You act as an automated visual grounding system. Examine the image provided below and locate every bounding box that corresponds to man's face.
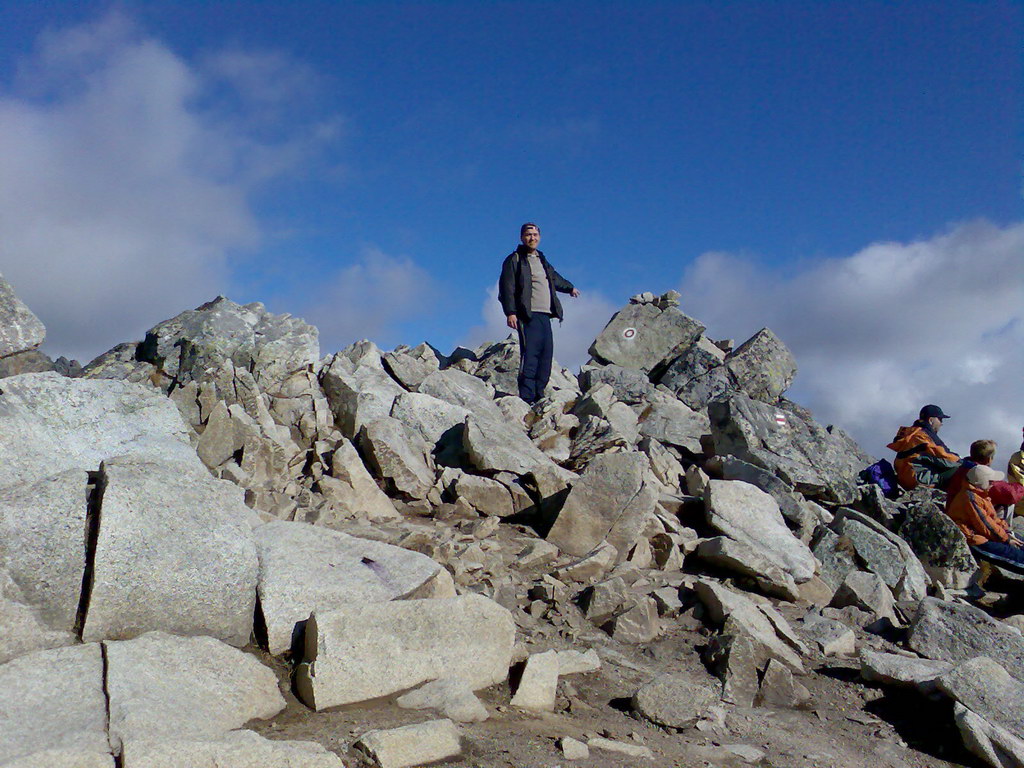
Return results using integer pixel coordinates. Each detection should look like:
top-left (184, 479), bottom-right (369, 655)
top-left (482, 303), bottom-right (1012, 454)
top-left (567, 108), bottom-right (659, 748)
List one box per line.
top-left (521, 226), bottom-right (540, 251)
top-left (929, 416), bottom-right (943, 432)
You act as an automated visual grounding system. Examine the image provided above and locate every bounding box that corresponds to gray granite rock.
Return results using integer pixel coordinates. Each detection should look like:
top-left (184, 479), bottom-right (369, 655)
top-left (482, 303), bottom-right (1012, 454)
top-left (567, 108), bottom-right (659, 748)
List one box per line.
top-left (833, 508), bottom-right (929, 601)
top-left (937, 657), bottom-right (1024, 740)
top-left (297, 595), bottom-right (515, 710)
top-left (464, 414), bottom-right (563, 477)
top-left (859, 649), bottom-right (952, 690)
top-left (631, 673), bottom-right (718, 728)
top-left (811, 529), bottom-right (858, 592)
top-left (511, 649), bottom-right (560, 711)
top-left (355, 719), bottom-right (461, 768)
top-left (105, 632), bottom-right (285, 751)
top-left (954, 702), bottom-right (1024, 768)
top-left (120, 732), bottom-right (344, 768)
top-left (0, 470), bottom-right (87, 663)
top-left (909, 598), bottom-right (1024, 681)
top-left (322, 359), bottom-right (405, 439)
top-left (0, 644), bottom-right (110, 766)
top-left (578, 364), bottom-right (658, 405)
top-left (695, 537), bottom-right (799, 601)
top-left (0, 373), bottom-right (198, 492)
top-left (694, 579), bottom-right (806, 673)
top-left (637, 399), bottom-right (708, 454)
top-left (390, 391), bottom-right (469, 448)
top-left (322, 439), bottom-right (401, 521)
top-left (547, 452), bottom-right (659, 558)
top-left (721, 455), bottom-right (824, 538)
top-left (136, 297), bottom-right (319, 394)
top-left (724, 328), bottom-right (796, 403)
top-left (0, 273), bottom-right (45, 360)
top-left (704, 479), bottom-right (816, 583)
top-left (898, 500), bottom-right (978, 589)
top-left (709, 393), bottom-right (871, 504)
top-left (757, 658), bottom-right (811, 708)
top-left (831, 570), bottom-right (896, 621)
top-left (589, 301), bottom-right (705, 373)
top-left (396, 677), bottom-right (489, 723)
top-left (800, 611), bottom-right (856, 656)
top-left (359, 416), bottom-right (436, 500)
top-left (254, 520), bottom-right (441, 655)
top-left (82, 456), bottom-right (258, 646)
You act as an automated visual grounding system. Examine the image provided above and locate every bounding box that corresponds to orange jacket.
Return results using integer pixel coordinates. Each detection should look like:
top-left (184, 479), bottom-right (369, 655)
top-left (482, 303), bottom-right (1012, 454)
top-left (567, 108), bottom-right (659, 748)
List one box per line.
top-left (888, 424), bottom-right (961, 490)
top-left (946, 483), bottom-right (1009, 547)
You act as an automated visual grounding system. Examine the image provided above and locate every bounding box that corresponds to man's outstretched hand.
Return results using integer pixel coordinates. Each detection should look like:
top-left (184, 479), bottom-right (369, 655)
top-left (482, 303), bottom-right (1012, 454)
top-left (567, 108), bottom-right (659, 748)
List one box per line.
top-left (506, 314), bottom-right (518, 330)
top-left (570, 288), bottom-right (580, 298)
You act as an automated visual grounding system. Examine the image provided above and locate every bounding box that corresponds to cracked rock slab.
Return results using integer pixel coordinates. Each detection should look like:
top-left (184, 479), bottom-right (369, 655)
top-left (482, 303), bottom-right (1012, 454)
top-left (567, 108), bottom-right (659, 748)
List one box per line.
top-left (120, 731), bottom-right (344, 768)
top-left (0, 470), bottom-right (88, 663)
top-left (82, 456), bottom-right (258, 646)
top-left (0, 644), bottom-right (111, 766)
top-left (355, 719), bottom-right (461, 768)
top-left (104, 632), bottom-right (285, 752)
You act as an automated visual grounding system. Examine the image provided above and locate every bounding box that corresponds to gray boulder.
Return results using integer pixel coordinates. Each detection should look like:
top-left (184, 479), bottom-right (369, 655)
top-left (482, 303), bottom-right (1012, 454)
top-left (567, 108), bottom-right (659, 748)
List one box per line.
top-left (898, 500), bottom-right (978, 589)
top-left (656, 334), bottom-right (727, 405)
top-left (724, 328), bottom-right (797, 403)
top-left (859, 649), bottom-right (952, 690)
top-left (704, 479), bottom-right (816, 583)
top-left (463, 414), bottom-right (564, 477)
top-left (0, 470), bottom-right (87, 663)
top-left (709, 393), bottom-right (872, 504)
top-left (936, 658), bottom-right (1024, 742)
top-left (359, 417), bottom-right (436, 500)
top-left (955, 703), bottom-right (1024, 768)
top-left (397, 677), bottom-right (489, 723)
top-left (0, 373), bottom-right (197, 491)
top-left (390, 391), bottom-right (469, 448)
top-left (322, 358), bottom-right (404, 439)
top-left (589, 300), bottom-right (705, 373)
top-left (0, 273), bottom-right (45, 359)
top-left (811, 529), bottom-right (858, 592)
top-left (546, 452), bottom-right (659, 559)
top-left (833, 508), bottom-right (929, 601)
top-left (320, 439), bottom-right (401, 522)
top-left (0, 644), bottom-right (111, 766)
top-left (631, 673), bottom-right (718, 729)
top-left (120, 732), bottom-right (344, 768)
top-left (830, 571), bottom-right (896, 621)
top-left (637, 399), bottom-right (708, 454)
top-left (720, 455), bottom-right (825, 539)
top-left (908, 598), bottom-right (1024, 681)
top-left (254, 520), bottom-right (441, 655)
top-left (82, 456), bottom-right (258, 646)
top-left (418, 368), bottom-right (502, 421)
top-left (297, 595), bottom-right (515, 710)
top-left (105, 632), bottom-right (285, 751)
top-left (383, 344), bottom-right (441, 390)
top-left (578, 364), bottom-right (658, 405)
top-left (136, 297), bottom-right (319, 394)
top-left (695, 537), bottom-right (799, 601)
top-left (355, 719), bottom-right (462, 768)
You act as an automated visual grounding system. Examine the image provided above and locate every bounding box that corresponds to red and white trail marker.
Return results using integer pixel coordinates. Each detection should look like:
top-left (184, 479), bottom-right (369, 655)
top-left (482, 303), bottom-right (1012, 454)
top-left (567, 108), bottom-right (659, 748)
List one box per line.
top-left (775, 412), bottom-right (787, 426)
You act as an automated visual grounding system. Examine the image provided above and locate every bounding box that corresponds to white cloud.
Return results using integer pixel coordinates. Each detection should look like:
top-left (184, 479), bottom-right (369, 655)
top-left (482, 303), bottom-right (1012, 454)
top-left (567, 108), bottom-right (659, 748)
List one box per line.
top-left (303, 247), bottom-right (439, 354)
top-left (464, 284), bottom-right (618, 371)
top-left (677, 219), bottom-right (1024, 466)
top-left (0, 13), bottom-right (338, 362)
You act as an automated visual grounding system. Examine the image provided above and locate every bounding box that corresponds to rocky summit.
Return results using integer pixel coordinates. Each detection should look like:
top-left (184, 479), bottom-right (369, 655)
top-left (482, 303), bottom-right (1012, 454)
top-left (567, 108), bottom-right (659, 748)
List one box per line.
top-left (0, 283), bottom-right (1019, 768)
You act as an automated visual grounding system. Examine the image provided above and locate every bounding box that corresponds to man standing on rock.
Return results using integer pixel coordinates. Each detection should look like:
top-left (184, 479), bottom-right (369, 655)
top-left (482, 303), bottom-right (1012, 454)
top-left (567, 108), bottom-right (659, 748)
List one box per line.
top-left (498, 223), bottom-right (579, 404)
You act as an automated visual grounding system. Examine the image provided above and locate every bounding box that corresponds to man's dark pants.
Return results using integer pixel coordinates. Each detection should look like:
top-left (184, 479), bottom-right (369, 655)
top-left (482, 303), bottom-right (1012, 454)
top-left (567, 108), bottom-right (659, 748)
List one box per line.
top-left (517, 312), bottom-right (553, 404)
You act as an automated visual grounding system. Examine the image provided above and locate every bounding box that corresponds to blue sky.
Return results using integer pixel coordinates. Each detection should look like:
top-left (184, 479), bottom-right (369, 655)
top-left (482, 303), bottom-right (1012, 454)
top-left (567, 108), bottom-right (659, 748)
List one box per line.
top-left (0, 1), bottom-right (1021, 460)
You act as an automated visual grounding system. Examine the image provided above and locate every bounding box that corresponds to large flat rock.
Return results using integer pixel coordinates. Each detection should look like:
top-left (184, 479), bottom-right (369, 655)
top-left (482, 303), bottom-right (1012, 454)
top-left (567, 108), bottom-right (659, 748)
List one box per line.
top-left (0, 644), bottom-right (111, 766)
top-left (254, 520), bottom-right (441, 655)
top-left (297, 595), bottom-right (515, 710)
top-left (82, 456), bottom-right (258, 646)
top-left (704, 479), bottom-right (816, 583)
top-left (120, 731), bottom-right (344, 768)
top-left (0, 373), bottom-right (198, 491)
top-left (105, 632), bottom-right (285, 751)
top-left (546, 452), bottom-right (659, 558)
top-left (936, 657), bottom-right (1024, 739)
top-left (0, 470), bottom-right (87, 663)
top-left (908, 598), bottom-right (1024, 681)
top-left (0, 273), bottom-right (45, 359)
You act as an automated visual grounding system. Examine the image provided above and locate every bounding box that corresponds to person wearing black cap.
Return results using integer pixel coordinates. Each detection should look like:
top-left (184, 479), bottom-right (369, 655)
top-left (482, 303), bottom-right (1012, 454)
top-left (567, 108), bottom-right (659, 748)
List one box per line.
top-left (887, 404), bottom-right (962, 491)
top-left (498, 223), bottom-right (579, 404)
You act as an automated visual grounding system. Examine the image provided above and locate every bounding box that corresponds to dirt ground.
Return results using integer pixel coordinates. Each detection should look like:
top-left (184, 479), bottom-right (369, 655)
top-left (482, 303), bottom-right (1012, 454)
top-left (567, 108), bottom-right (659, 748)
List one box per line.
top-left (247, 602), bottom-right (984, 768)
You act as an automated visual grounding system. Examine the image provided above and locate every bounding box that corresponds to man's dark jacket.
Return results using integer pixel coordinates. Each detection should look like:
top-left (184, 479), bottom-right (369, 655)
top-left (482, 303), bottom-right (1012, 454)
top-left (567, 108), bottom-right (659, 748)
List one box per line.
top-left (498, 246), bottom-right (575, 322)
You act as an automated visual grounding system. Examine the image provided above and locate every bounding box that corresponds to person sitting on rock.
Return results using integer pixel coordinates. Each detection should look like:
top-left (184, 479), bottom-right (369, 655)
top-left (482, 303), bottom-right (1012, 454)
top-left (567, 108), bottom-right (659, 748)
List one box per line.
top-left (952, 440), bottom-right (1024, 519)
top-left (887, 404), bottom-right (961, 491)
top-left (946, 440), bottom-right (1024, 568)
